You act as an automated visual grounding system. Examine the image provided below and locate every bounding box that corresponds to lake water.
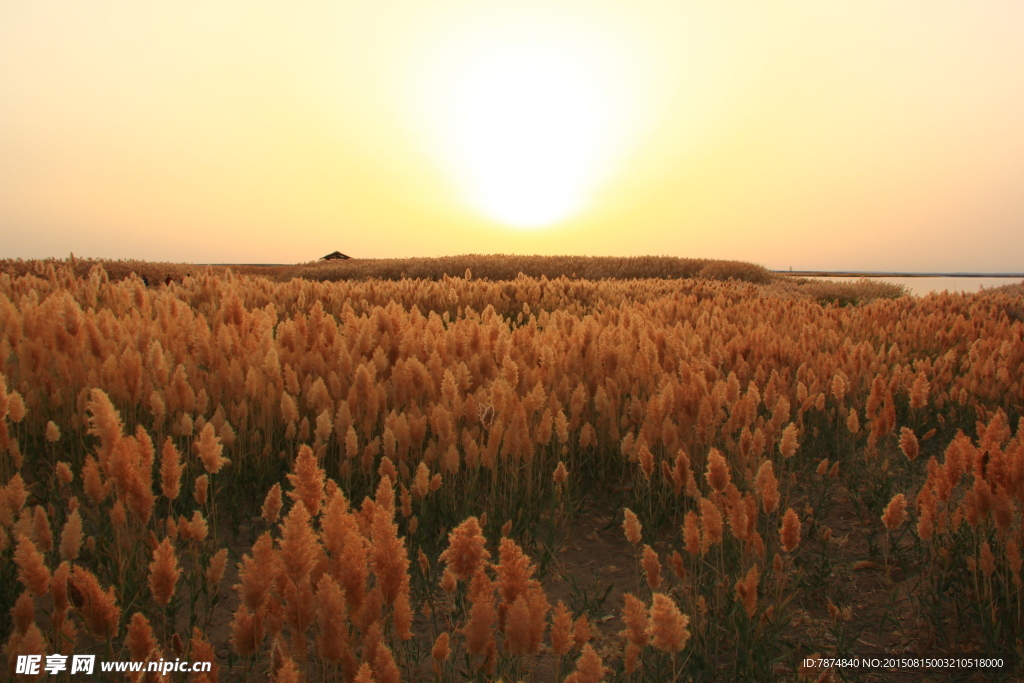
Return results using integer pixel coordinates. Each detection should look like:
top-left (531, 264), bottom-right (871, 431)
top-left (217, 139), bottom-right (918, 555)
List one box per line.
top-left (799, 276), bottom-right (1023, 297)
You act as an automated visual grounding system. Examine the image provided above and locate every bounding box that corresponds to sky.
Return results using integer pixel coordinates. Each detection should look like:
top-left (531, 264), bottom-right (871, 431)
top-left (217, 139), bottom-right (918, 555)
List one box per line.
top-left (2, 1), bottom-right (1023, 272)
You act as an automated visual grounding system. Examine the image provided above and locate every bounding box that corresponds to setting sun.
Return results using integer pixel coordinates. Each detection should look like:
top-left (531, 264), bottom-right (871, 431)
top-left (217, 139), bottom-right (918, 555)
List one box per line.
top-left (406, 4), bottom-right (650, 229)
top-left (453, 62), bottom-right (597, 228)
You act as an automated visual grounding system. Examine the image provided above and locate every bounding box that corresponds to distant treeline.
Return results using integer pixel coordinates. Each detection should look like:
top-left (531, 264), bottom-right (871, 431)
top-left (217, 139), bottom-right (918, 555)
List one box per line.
top-left (293, 254), bottom-right (777, 284)
top-left (1, 254), bottom-right (923, 305)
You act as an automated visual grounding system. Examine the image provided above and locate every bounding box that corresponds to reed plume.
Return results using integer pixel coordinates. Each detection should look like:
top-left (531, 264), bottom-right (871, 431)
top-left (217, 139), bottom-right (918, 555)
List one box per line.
top-left (273, 657), bottom-right (301, 683)
top-left (14, 534), bottom-right (50, 596)
top-left (551, 600), bottom-right (573, 658)
top-left (32, 507), bottom-right (52, 554)
top-left (683, 511), bottom-right (700, 556)
top-left (504, 594), bottom-right (533, 656)
top-left (287, 444), bottom-right (325, 517)
top-left (278, 500), bottom-right (319, 583)
top-left (51, 561), bottom-right (70, 634)
top-left (779, 423), bottom-right (799, 458)
top-left (70, 566), bottom-right (120, 640)
top-left (262, 484), bottom-right (283, 525)
top-left (553, 460), bottom-right (568, 485)
top-left (846, 408), bottom-right (860, 435)
top-left (82, 456), bottom-right (108, 506)
top-left (638, 444), bottom-right (654, 480)
top-left (899, 427), bottom-right (919, 462)
top-left (623, 508), bottom-right (642, 545)
top-left (756, 461), bottom-right (779, 514)
top-left (4, 623), bottom-right (46, 681)
top-left (230, 605), bottom-right (264, 658)
top-left (236, 532), bottom-right (278, 612)
top-left (159, 437), bottom-right (182, 501)
top-left (463, 567), bottom-right (496, 659)
top-left (642, 545), bottom-right (662, 590)
top-left (705, 448), bottom-right (730, 493)
top-left (780, 508), bottom-right (801, 553)
top-left (206, 547), bottom-right (228, 587)
top-left (194, 474), bottom-right (209, 506)
top-left (440, 516), bottom-right (490, 581)
top-left (423, 630), bottom-right (446, 679)
top-left (125, 612), bottom-right (155, 662)
top-left (148, 537), bottom-right (180, 606)
top-left (734, 564), bottom-right (760, 618)
top-left (621, 593), bottom-right (650, 648)
top-left (910, 372), bottom-right (930, 410)
top-left (59, 508), bottom-right (83, 561)
top-left (648, 593), bottom-right (691, 653)
top-left (12, 591), bottom-right (34, 635)
top-left (882, 493), bottom-right (907, 530)
top-left (369, 501), bottom-right (410, 611)
top-left (566, 644), bottom-right (607, 683)
top-left (55, 462), bottom-right (73, 486)
top-left (190, 627), bottom-right (218, 682)
top-left (564, 613), bottom-right (588, 653)
top-left (699, 498), bottom-right (723, 554)
top-left (196, 422), bottom-right (229, 474)
top-left (354, 662), bottom-right (377, 683)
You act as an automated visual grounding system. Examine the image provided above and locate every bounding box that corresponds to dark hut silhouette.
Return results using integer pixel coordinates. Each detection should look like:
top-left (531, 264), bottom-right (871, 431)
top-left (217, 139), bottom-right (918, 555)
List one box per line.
top-left (320, 251), bottom-right (351, 261)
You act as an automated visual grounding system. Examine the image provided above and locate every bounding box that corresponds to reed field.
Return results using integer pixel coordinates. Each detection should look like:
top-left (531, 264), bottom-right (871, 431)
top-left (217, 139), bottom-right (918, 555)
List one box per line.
top-left (1, 256), bottom-right (1022, 682)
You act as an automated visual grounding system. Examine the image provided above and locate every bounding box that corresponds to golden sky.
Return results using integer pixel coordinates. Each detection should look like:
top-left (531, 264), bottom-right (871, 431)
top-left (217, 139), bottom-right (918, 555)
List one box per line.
top-left (2, 1), bottom-right (1023, 271)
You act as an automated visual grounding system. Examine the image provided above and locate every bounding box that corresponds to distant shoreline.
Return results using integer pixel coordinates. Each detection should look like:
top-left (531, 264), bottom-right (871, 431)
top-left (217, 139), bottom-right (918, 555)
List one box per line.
top-left (779, 271), bottom-right (1024, 278)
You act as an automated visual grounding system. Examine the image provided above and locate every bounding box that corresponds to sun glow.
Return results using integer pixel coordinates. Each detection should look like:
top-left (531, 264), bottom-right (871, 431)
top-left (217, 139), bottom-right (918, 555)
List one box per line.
top-left (407, 6), bottom-right (651, 229)
top-left (457, 62), bottom-right (597, 228)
